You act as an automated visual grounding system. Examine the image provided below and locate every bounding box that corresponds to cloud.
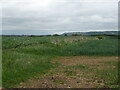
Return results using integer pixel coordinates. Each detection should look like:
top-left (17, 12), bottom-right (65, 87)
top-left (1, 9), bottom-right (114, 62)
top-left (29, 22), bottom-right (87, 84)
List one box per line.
top-left (1, 0), bottom-right (118, 35)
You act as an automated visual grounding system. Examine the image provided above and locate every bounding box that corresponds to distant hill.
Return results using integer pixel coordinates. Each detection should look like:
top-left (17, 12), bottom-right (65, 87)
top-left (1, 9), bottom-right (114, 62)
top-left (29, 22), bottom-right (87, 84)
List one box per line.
top-left (2, 31), bottom-right (120, 36)
top-left (62, 31), bottom-right (120, 36)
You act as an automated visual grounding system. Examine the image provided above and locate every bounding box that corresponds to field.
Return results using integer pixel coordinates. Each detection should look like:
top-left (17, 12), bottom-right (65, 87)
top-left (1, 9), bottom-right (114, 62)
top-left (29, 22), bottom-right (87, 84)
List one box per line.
top-left (2, 35), bottom-right (119, 88)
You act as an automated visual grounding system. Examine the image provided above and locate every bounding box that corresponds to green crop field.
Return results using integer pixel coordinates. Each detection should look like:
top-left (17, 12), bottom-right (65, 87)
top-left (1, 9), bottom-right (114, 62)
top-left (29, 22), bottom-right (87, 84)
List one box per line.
top-left (2, 35), bottom-right (119, 88)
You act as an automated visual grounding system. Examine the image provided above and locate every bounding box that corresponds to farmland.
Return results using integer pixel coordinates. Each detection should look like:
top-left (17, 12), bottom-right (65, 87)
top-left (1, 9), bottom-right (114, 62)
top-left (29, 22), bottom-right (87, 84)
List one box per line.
top-left (2, 35), bottom-right (119, 88)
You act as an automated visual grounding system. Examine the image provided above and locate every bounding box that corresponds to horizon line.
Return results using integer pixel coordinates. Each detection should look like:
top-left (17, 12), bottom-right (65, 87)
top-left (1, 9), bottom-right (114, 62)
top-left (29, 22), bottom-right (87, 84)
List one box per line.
top-left (1, 30), bottom-right (119, 36)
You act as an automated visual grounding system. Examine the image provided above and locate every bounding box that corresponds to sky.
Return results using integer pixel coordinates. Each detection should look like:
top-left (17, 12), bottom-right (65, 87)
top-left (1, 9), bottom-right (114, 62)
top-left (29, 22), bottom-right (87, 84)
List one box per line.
top-left (1, 0), bottom-right (119, 35)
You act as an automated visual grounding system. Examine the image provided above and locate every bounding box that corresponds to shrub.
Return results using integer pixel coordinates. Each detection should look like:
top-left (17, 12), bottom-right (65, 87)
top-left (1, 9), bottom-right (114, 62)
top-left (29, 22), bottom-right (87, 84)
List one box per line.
top-left (53, 34), bottom-right (59, 36)
top-left (97, 36), bottom-right (102, 40)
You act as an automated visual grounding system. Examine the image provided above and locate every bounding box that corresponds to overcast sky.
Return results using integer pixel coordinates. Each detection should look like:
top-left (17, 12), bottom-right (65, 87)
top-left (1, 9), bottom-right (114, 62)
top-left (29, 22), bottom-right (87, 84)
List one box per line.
top-left (1, 0), bottom-right (119, 35)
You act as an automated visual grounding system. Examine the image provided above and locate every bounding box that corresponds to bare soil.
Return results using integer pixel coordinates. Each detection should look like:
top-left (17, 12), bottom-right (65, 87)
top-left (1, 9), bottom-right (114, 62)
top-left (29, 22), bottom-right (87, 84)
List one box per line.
top-left (18, 56), bottom-right (118, 88)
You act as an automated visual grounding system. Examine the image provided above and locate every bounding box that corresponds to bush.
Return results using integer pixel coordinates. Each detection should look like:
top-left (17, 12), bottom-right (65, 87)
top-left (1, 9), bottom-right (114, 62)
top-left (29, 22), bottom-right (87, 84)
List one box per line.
top-left (53, 34), bottom-right (59, 36)
top-left (97, 36), bottom-right (102, 40)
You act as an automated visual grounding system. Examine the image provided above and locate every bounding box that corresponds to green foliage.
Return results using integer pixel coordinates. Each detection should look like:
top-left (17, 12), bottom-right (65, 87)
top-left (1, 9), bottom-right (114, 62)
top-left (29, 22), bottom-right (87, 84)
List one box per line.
top-left (61, 39), bottom-right (118, 56)
top-left (52, 80), bottom-right (64, 84)
top-left (93, 61), bottom-right (118, 87)
top-left (97, 36), bottom-right (103, 40)
top-left (2, 35), bottom-right (118, 88)
top-left (2, 50), bottom-right (55, 88)
top-left (64, 70), bottom-right (76, 76)
top-left (64, 65), bottom-right (87, 70)
top-left (53, 34), bottom-right (59, 36)
top-left (71, 65), bottom-right (86, 69)
top-left (2, 36), bottom-right (50, 49)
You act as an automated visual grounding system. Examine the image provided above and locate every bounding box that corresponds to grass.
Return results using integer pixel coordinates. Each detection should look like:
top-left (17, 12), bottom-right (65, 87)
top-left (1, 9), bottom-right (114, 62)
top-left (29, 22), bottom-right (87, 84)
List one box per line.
top-left (64, 70), bottom-right (77, 76)
top-left (2, 35), bottom-right (119, 88)
top-left (93, 61), bottom-right (119, 86)
top-left (79, 60), bottom-right (119, 88)
top-left (52, 80), bottom-right (64, 84)
top-left (63, 60), bottom-right (119, 88)
top-left (63, 65), bottom-right (87, 71)
top-left (61, 39), bottom-right (118, 56)
top-left (3, 51), bottom-right (55, 88)
top-left (70, 65), bottom-right (86, 69)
